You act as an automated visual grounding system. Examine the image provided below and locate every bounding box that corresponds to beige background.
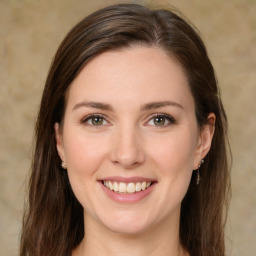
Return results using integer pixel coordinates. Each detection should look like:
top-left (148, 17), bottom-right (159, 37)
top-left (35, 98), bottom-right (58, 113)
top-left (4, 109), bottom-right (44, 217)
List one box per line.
top-left (0, 0), bottom-right (255, 255)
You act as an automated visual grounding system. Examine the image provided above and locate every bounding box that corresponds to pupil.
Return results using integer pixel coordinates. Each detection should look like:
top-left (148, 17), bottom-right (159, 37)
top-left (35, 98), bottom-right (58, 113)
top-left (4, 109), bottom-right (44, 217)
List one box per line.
top-left (92, 117), bottom-right (103, 125)
top-left (154, 116), bottom-right (165, 125)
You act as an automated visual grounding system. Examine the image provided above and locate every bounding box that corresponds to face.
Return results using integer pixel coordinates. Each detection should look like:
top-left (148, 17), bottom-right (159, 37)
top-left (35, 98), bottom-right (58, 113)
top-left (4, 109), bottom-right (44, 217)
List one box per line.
top-left (55, 46), bottom-right (214, 235)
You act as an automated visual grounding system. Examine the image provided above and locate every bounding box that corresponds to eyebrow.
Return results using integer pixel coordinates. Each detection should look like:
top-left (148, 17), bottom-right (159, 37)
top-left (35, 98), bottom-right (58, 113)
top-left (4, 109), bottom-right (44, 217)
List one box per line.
top-left (72, 101), bottom-right (114, 111)
top-left (72, 100), bottom-right (184, 112)
top-left (141, 101), bottom-right (184, 111)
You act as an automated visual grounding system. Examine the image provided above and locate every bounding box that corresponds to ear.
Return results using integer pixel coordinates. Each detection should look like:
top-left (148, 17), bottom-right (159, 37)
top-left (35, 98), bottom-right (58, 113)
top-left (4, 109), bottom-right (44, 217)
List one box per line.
top-left (193, 113), bottom-right (216, 170)
top-left (54, 122), bottom-right (66, 163)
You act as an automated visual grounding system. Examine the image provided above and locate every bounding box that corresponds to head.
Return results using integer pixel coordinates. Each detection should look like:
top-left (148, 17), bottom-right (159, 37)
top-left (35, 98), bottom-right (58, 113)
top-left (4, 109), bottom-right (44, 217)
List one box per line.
top-left (21, 3), bottom-right (230, 256)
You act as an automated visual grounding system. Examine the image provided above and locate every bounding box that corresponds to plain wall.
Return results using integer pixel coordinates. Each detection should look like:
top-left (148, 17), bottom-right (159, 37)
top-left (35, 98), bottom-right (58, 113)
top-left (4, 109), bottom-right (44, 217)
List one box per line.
top-left (0, 0), bottom-right (255, 255)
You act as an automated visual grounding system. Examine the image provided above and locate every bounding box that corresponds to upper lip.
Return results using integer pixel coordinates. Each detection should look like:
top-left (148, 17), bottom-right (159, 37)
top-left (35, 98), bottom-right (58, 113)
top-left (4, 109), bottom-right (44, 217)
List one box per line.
top-left (99, 176), bottom-right (156, 183)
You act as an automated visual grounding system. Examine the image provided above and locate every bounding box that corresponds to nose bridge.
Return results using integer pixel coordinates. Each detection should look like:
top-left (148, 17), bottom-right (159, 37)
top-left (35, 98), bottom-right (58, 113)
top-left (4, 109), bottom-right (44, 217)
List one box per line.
top-left (110, 121), bottom-right (145, 168)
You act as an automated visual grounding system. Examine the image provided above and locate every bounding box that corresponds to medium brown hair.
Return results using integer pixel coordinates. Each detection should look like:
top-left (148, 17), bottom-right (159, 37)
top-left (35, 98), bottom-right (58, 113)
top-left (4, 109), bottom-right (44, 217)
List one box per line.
top-left (20, 3), bottom-right (231, 256)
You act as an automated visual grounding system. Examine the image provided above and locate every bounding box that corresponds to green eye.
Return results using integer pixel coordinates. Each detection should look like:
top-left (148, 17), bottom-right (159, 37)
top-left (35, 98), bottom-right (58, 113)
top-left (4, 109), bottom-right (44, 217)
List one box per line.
top-left (153, 116), bottom-right (166, 126)
top-left (91, 116), bottom-right (104, 125)
top-left (147, 114), bottom-right (175, 126)
top-left (82, 114), bottom-right (108, 126)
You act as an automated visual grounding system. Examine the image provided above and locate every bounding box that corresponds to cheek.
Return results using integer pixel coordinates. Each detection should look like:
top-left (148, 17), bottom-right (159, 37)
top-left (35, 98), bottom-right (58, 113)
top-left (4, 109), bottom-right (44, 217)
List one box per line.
top-left (150, 130), bottom-right (197, 172)
top-left (63, 130), bottom-right (108, 175)
top-left (62, 130), bottom-right (110, 207)
top-left (146, 127), bottom-right (198, 200)
top-left (139, 129), bottom-right (198, 219)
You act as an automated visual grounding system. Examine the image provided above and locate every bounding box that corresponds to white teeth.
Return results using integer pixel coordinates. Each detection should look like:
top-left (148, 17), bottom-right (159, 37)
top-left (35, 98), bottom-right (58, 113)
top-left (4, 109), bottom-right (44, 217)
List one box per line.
top-left (127, 183), bottom-right (136, 193)
top-left (119, 182), bottom-right (126, 193)
top-left (113, 182), bottom-right (119, 192)
top-left (103, 181), bottom-right (152, 193)
top-left (104, 181), bottom-right (110, 188)
top-left (141, 181), bottom-right (146, 190)
top-left (135, 182), bottom-right (141, 192)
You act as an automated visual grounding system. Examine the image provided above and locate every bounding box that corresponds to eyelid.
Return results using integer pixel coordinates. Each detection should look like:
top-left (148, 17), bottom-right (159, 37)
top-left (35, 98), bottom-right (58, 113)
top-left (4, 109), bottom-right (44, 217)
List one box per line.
top-left (144, 113), bottom-right (176, 126)
top-left (80, 113), bottom-right (175, 127)
top-left (81, 113), bottom-right (111, 126)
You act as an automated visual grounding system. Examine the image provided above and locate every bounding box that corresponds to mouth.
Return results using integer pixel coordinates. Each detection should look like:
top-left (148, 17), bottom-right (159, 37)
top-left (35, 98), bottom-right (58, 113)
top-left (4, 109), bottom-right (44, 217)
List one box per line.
top-left (101, 180), bottom-right (156, 194)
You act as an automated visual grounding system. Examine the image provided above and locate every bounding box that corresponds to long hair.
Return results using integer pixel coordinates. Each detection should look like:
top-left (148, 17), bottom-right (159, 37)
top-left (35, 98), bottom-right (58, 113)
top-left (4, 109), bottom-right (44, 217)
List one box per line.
top-left (20, 3), bottom-right (231, 256)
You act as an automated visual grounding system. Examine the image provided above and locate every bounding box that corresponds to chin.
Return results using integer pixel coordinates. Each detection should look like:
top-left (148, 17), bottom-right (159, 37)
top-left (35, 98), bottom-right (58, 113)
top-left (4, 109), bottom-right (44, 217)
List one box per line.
top-left (106, 222), bottom-right (149, 235)
top-left (98, 211), bottom-right (155, 235)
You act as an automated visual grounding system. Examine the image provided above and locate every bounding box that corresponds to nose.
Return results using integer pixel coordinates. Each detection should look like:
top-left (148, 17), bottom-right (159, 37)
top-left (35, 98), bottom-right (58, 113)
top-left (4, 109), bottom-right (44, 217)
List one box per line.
top-left (110, 124), bottom-right (146, 169)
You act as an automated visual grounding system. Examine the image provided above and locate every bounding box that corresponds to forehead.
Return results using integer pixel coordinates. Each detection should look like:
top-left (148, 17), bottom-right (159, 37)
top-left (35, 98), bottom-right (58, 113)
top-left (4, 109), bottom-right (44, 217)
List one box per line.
top-left (66, 46), bottom-right (194, 111)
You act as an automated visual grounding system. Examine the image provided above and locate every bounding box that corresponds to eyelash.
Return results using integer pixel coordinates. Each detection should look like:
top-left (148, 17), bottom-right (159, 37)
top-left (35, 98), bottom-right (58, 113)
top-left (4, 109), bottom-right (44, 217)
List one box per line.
top-left (80, 113), bottom-right (176, 127)
top-left (146, 113), bottom-right (176, 127)
top-left (81, 114), bottom-right (109, 126)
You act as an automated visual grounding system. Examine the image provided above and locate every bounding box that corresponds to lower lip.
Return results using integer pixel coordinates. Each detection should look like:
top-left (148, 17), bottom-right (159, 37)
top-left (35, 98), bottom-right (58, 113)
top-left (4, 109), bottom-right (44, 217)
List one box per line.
top-left (99, 182), bottom-right (156, 204)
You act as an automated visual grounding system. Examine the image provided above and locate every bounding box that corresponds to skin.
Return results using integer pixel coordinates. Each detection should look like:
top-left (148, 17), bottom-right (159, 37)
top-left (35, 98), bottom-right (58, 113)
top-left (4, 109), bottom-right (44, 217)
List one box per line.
top-left (55, 46), bottom-right (215, 256)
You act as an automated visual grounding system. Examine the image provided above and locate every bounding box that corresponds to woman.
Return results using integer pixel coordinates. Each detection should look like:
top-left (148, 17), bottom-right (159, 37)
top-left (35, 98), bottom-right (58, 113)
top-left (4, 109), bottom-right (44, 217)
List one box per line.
top-left (20, 3), bottom-right (231, 256)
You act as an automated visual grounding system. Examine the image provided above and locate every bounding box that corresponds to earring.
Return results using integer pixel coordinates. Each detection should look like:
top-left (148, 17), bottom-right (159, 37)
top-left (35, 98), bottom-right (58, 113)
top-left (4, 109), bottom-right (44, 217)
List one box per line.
top-left (61, 161), bottom-right (67, 169)
top-left (196, 159), bottom-right (204, 185)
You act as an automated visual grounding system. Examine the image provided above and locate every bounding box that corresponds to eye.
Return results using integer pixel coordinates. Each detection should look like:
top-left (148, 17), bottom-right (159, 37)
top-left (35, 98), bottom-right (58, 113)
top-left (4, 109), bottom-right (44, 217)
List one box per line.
top-left (81, 114), bottom-right (109, 126)
top-left (146, 114), bottom-right (175, 127)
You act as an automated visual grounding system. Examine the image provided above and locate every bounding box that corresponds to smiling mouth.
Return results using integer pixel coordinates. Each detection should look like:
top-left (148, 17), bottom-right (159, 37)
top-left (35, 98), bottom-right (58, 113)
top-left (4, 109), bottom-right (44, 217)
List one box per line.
top-left (102, 180), bottom-right (155, 194)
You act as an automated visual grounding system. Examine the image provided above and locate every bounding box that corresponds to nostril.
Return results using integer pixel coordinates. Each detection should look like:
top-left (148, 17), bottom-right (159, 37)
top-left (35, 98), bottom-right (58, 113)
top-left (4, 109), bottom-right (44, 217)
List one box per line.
top-left (110, 134), bottom-right (146, 168)
top-left (112, 160), bottom-right (142, 169)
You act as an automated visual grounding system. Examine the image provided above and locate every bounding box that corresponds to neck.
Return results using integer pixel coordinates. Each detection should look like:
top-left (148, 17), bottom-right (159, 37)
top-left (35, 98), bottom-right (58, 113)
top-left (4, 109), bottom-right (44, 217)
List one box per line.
top-left (73, 213), bottom-right (186, 256)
